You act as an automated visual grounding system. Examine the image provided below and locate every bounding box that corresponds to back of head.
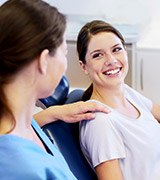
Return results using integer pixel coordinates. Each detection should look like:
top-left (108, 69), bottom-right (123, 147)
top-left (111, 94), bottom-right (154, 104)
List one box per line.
top-left (76, 20), bottom-right (125, 101)
top-left (0, 0), bottom-right (66, 133)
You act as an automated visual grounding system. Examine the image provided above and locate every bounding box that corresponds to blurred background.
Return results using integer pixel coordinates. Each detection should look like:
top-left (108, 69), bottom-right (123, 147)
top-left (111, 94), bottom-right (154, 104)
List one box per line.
top-left (1, 0), bottom-right (160, 103)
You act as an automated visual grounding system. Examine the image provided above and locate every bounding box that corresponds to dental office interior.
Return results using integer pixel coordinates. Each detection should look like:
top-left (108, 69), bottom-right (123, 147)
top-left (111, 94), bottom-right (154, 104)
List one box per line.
top-left (46, 0), bottom-right (160, 105)
top-left (0, 0), bottom-right (159, 104)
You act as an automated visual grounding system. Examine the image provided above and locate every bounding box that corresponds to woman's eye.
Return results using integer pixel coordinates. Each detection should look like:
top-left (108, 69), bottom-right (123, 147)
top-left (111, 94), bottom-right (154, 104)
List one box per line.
top-left (113, 47), bottom-right (122, 53)
top-left (92, 53), bottom-right (103, 59)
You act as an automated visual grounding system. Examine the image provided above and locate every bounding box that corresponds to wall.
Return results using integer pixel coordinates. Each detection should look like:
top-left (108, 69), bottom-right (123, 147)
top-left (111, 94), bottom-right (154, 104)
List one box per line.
top-left (0, 0), bottom-right (157, 25)
top-left (0, 0), bottom-right (6, 4)
top-left (47, 0), bottom-right (151, 26)
top-left (45, 0), bottom-right (160, 49)
top-left (1, 0), bottom-right (160, 47)
top-left (135, 0), bottom-right (160, 48)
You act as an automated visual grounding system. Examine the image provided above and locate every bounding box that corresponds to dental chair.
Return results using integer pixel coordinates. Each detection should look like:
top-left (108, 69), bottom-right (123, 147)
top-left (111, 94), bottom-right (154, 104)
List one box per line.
top-left (37, 76), bottom-right (97, 180)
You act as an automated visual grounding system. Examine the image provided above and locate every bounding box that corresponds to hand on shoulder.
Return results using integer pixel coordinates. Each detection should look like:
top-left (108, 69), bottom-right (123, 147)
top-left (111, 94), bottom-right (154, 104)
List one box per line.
top-left (34, 101), bottom-right (110, 126)
top-left (56, 101), bottom-right (111, 123)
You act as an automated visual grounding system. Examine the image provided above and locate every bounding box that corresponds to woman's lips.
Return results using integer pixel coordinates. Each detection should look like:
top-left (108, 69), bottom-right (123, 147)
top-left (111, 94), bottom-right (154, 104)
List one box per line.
top-left (103, 67), bottom-right (122, 76)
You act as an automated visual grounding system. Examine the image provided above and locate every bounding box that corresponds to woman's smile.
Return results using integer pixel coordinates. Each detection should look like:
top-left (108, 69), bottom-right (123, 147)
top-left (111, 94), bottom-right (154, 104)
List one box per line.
top-left (102, 67), bottom-right (122, 77)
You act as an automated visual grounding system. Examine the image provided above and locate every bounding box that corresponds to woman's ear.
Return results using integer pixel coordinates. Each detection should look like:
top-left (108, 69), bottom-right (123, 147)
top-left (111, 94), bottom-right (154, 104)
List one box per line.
top-left (38, 49), bottom-right (49, 75)
top-left (79, 60), bottom-right (89, 75)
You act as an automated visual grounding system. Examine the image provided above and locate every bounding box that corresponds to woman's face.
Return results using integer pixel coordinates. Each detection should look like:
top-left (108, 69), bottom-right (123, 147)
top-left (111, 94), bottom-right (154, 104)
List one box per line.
top-left (80, 32), bottom-right (128, 88)
top-left (45, 38), bottom-right (68, 96)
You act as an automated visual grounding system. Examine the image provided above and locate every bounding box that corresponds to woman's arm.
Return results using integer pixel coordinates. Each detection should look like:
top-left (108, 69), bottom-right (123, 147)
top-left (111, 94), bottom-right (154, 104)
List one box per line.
top-left (95, 159), bottom-right (123, 180)
top-left (151, 104), bottom-right (160, 122)
top-left (34, 101), bottom-right (110, 127)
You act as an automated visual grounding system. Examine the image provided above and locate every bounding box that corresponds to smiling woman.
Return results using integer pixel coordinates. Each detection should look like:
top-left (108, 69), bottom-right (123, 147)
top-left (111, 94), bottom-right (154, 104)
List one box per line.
top-left (77, 20), bottom-right (160, 180)
top-left (79, 31), bottom-right (128, 84)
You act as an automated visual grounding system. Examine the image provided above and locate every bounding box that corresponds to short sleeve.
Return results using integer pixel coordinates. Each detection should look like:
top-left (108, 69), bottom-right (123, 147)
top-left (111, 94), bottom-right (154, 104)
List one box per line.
top-left (80, 112), bottom-right (126, 168)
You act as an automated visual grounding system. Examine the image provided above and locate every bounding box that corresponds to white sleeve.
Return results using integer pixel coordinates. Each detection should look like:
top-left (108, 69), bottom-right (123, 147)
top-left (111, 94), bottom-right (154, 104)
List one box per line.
top-left (80, 112), bottom-right (126, 168)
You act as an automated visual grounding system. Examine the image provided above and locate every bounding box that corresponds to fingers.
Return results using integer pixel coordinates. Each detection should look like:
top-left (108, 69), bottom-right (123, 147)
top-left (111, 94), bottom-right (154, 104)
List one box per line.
top-left (68, 112), bottom-right (96, 123)
top-left (62, 101), bottom-right (111, 123)
top-left (77, 112), bottom-right (96, 121)
top-left (82, 101), bottom-right (111, 113)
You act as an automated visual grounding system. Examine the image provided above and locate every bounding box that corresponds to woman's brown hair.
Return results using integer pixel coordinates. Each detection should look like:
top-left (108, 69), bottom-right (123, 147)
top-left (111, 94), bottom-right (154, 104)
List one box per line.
top-left (0, 0), bottom-right (66, 133)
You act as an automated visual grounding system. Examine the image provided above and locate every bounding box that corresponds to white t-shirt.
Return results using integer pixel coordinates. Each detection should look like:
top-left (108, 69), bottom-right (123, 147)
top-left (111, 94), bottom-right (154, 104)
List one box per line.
top-left (80, 85), bottom-right (160, 180)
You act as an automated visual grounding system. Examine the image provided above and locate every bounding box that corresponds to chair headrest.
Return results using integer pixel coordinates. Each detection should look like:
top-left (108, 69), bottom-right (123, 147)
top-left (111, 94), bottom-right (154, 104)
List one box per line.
top-left (39, 76), bottom-right (69, 108)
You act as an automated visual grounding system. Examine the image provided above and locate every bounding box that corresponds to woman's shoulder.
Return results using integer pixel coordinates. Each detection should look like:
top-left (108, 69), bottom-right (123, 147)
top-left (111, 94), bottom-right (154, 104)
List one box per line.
top-left (80, 100), bottom-right (114, 133)
top-left (0, 135), bottom-right (47, 179)
top-left (0, 134), bottom-right (45, 161)
top-left (0, 134), bottom-right (76, 180)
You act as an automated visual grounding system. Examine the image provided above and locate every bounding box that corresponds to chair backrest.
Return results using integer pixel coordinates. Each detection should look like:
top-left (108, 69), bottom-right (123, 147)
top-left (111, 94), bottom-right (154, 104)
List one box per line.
top-left (39, 78), bottom-right (97, 180)
top-left (39, 76), bottom-right (69, 108)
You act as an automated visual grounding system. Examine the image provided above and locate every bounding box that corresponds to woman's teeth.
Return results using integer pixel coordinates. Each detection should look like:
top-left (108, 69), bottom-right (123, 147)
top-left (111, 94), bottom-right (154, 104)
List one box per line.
top-left (105, 68), bottom-right (120, 75)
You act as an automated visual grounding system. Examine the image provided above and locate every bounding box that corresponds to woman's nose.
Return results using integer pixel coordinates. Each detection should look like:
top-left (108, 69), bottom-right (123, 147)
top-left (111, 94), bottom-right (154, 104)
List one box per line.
top-left (104, 53), bottom-right (117, 65)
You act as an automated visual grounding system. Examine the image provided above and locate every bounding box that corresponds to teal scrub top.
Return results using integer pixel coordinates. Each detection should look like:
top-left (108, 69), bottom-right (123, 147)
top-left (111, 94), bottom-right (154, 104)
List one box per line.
top-left (0, 120), bottom-right (77, 180)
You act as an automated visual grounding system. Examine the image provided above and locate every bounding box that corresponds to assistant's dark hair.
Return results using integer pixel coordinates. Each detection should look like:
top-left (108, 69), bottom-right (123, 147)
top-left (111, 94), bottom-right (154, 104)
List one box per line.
top-left (0, 0), bottom-right (66, 133)
top-left (76, 20), bottom-right (125, 101)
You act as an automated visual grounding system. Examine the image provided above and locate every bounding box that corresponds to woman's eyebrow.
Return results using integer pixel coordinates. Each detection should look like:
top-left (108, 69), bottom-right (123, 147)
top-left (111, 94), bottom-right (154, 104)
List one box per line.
top-left (90, 49), bottom-right (102, 55)
top-left (112, 43), bottom-right (122, 48)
